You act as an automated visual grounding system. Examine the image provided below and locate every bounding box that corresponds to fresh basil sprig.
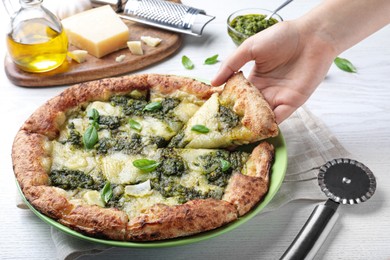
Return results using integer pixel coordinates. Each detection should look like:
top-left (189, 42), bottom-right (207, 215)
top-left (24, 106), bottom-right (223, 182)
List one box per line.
top-left (143, 101), bottom-right (162, 112)
top-left (220, 159), bottom-right (231, 172)
top-left (204, 54), bottom-right (219, 65)
top-left (83, 108), bottom-right (100, 149)
top-left (191, 124), bottom-right (210, 133)
top-left (100, 182), bottom-right (113, 204)
top-left (182, 55), bottom-right (194, 70)
top-left (133, 159), bottom-right (160, 172)
top-left (129, 119), bottom-right (142, 131)
top-left (334, 57), bottom-right (357, 73)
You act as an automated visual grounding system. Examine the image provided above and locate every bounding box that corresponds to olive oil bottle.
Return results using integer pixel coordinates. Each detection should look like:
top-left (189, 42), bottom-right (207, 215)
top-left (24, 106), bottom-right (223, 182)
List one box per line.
top-left (4, 0), bottom-right (68, 73)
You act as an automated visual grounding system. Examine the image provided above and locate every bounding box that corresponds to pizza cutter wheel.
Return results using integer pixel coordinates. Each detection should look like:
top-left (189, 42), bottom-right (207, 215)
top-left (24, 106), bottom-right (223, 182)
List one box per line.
top-left (280, 158), bottom-right (376, 260)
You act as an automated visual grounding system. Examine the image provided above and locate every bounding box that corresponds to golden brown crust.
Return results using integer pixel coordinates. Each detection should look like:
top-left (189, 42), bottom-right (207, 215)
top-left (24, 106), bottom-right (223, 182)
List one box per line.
top-left (23, 186), bottom-right (74, 219)
top-left (245, 141), bottom-right (274, 182)
top-left (220, 72), bottom-right (279, 142)
top-left (127, 199), bottom-right (237, 241)
top-left (12, 73), bottom-right (276, 241)
top-left (60, 205), bottom-right (128, 240)
top-left (24, 185), bottom-right (128, 240)
top-left (12, 130), bottom-right (50, 190)
top-left (222, 142), bottom-right (274, 216)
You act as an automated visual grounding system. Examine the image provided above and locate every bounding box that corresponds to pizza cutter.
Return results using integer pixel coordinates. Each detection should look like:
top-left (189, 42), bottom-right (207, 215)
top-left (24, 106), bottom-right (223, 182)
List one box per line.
top-left (280, 158), bottom-right (376, 260)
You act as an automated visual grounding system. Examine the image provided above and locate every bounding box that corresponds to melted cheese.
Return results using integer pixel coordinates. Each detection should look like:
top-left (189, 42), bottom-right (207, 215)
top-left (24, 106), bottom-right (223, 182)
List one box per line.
top-left (178, 149), bottom-right (224, 193)
top-left (122, 191), bottom-right (178, 219)
top-left (99, 152), bottom-right (154, 184)
top-left (173, 101), bottom-right (200, 122)
top-left (87, 101), bottom-right (123, 117)
top-left (83, 190), bottom-right (105, 207)
top-left (179, 93), bottom-right (232, 148)
top-left (51, 142), bottom-right (98, 176)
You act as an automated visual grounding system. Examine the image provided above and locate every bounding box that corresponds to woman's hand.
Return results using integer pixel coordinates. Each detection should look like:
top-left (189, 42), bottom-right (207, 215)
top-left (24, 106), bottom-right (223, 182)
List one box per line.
top-left (212, 0), bottom-right (390, 123)
top-left (212, 21), bottom-right (336, 123)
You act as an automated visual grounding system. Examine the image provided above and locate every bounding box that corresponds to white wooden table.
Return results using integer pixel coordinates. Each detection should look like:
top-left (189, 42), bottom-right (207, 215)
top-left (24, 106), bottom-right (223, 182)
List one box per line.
top-left (0, 1), bottom-right (389, 259)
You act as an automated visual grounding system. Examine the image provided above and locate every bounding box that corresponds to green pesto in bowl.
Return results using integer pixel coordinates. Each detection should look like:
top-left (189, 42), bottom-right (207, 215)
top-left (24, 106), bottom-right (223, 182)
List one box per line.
top-left (227, 9), bottom-right (282, 45)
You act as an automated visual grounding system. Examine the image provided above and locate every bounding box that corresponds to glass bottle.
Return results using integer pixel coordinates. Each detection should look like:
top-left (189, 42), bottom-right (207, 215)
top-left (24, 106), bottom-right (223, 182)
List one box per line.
top-left (4, 0), bottom-right (68, 73)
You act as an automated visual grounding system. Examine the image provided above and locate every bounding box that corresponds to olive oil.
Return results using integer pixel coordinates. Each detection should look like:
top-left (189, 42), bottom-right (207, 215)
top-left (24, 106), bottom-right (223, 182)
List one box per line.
top-left (6, 18), bottom-right (68, 73)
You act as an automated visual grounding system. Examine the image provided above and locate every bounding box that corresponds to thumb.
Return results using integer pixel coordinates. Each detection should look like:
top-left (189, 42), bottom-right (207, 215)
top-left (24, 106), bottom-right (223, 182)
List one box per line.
top-left (211, 38), bottom-right (257, 86)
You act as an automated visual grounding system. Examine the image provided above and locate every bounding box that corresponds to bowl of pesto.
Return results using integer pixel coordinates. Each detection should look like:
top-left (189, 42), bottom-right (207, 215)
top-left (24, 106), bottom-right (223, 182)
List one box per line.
top-left (227, 8), bottom-right (282, 46)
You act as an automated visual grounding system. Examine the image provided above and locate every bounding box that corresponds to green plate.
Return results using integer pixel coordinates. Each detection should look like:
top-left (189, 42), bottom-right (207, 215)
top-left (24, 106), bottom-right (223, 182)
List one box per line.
top-left (17, 131), bottom-right (287, 248)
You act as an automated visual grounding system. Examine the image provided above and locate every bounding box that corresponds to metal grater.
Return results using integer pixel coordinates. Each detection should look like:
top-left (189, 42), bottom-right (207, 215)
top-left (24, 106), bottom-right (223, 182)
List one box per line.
top-left (121, 0), bottom-right (215, 36)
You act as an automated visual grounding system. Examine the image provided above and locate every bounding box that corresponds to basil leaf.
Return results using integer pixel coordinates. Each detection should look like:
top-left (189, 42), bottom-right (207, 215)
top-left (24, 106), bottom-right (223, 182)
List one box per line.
top-left (191, 124), bottom-right (210, 133)
top-left (220, 159), bottom-right (231, 172)
top-left (182, 55), bottom-right (194, 70)
top-left (100, 182), bottom-right (113, 204)
top-left (334, 57), bottom-right (357, 73)
top-left (129, 119), bottom-right (142, 131)
top-left (204, 54), bottom-right (219, 65)
top-left (83, 125), bottom-right (98, 149)
top-left (87, 108), bottom-right (100, 122)
top-left (133, 159), bottom-right (160, 172)
top-left (143, 101), bottom-right (162, 111)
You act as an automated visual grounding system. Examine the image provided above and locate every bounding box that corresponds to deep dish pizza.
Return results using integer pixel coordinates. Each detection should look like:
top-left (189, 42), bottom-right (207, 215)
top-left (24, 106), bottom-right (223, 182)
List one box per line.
top-left (12, 72), bottom-right (278, 241)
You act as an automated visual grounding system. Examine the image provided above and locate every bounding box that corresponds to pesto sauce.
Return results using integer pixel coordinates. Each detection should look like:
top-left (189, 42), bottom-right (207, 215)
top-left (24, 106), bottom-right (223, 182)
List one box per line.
top-left (98, 115), bottom-right (121, 130)
top-left (150, 175), bottom-right (223, 204)
top-left (231, 14), bottom-right (278, 35)
top-left (66, 122), bottom-right (82, 147)
top-left (156, 148), bottom-right (186, 177)
top-left (229, 14), bottom-right (279, 45)
top-left (218, 105), bottom-right (239, 131)
top-left (200, 150), bottom-right (249, 187)
top-left (167, 131), bottom-right (188, 148)
top-left (95, 133), bottom-right (145, 155)
top-left (50, 169), bottom-right (105, 190)
top-left (110, 95), bottom-right (180, 122)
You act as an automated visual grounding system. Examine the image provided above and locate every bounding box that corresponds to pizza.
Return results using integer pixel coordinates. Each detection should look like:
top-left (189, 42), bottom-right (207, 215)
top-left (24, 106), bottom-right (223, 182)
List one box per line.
top-left (12, 72), bottom-right (278, 241)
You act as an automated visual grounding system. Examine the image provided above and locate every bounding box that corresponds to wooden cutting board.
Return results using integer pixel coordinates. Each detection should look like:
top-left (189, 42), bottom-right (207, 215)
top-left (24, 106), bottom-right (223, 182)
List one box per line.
top-left (4, 19), bottom-right (182, 87)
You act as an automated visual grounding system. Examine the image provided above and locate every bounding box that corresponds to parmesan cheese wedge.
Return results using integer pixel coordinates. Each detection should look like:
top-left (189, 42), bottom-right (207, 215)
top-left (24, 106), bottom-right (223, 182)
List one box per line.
top-left (140, 36), bottom-right (162, 47)
top-left (67, 50), bottom-right (88, 63)
top-left (127, 41), bottom-right (143, 55)
top-left (62, 5), bottom-right (130, 58)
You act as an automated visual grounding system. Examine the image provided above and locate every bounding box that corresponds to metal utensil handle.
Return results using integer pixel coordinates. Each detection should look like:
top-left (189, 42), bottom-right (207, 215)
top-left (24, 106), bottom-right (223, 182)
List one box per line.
top-left (280, 200), bottom-right (339, 260)
top-left (266, 0), bottom-right (294, 19)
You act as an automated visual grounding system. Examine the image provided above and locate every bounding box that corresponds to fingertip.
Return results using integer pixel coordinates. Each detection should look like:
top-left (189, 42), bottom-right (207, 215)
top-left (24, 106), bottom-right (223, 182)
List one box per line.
top-left (211, 66), bottom-right (234, 86)
top-left (273, 105), bottom-right (295, 124)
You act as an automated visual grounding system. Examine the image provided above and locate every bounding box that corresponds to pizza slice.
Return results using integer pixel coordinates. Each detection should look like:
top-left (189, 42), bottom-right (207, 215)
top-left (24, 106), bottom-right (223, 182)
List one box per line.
top-left (169, 72), bottom-right (278, 149)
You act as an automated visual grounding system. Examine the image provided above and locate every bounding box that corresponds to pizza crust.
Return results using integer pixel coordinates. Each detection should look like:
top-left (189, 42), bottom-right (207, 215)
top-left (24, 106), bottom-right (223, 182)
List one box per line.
top-left (220, 72), bottom-right (279, 142)
top-left (12, 130), bottom-right (50, 190)
top-left (223, 142), bottom-right (274, 216)
top-left (12, 73), bottom-right (277, 241)
top-left (127, 199), bottom-right (237, 241)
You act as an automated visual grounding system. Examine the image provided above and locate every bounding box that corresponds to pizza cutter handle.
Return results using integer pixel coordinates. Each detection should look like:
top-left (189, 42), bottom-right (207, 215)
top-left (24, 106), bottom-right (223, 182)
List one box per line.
top-left (280, 200), bottom-right (339, 260)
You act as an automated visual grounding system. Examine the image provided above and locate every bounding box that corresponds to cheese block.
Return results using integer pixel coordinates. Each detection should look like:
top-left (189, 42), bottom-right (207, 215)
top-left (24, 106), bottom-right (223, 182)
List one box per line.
top-left (62, 5), bottom-right (130, 58)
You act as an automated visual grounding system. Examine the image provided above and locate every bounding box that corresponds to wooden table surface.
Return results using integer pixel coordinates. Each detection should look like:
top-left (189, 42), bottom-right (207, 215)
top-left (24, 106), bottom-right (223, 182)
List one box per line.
top-left (1, 1), bottom-right (389, 259)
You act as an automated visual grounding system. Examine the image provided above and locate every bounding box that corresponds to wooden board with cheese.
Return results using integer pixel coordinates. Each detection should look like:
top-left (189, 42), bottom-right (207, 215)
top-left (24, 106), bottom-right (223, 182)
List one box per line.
top-left (4, 12), bottom-right (182, 87)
